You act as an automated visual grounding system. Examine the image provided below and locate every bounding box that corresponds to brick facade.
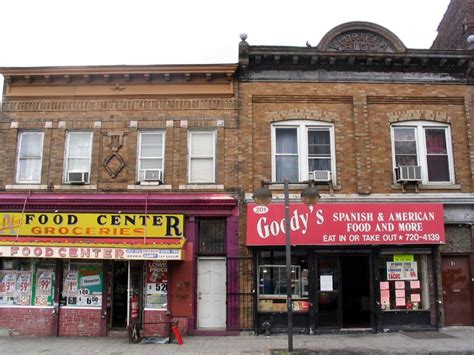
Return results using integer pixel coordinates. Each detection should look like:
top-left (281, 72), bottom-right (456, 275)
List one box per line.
top-left (432, 0), bottom-right (474, 49)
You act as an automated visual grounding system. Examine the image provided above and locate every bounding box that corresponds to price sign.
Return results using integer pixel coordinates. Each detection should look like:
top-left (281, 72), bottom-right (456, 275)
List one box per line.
top-left (387, 261), bottom-right (418, 281)
top-left (1, 272), bottom-right (17, 296)
top-left (63, 272), bottom-right (79, 296)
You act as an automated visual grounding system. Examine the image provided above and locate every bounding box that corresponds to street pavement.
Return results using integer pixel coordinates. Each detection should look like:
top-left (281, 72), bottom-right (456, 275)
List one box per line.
top-left (0, 327), bottom-right (474, 354)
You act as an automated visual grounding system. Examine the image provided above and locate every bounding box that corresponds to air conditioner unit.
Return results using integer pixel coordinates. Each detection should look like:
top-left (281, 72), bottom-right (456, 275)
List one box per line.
top-left (67, 171), bottom-right (89, 184)
top-left (140, 169), bottom-right (162, 182)
top-left (309, 170), bottom-right (332, 182)
top-left (395, 166), bottom-right (422, 183)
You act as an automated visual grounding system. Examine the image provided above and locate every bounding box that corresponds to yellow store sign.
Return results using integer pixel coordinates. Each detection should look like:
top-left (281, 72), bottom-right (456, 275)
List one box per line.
top-left (0, 212), bottom-right (184, 238)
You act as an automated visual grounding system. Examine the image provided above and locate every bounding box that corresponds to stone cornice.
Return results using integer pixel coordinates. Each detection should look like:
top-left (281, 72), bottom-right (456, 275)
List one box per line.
top-left (1, 64), bottom-right (237, 88)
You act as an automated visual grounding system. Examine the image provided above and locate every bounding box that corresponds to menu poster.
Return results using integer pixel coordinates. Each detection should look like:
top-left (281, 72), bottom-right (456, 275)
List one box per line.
top-left (34, 269), bottom-right (54, 306)
top-left (395, 281), bottom-right (405, 289)
top-left (380, 281), bottom-right (389, 290)
top-left (396, 297), bottom-right (406, 307)
top-left (395, 289), bottom-right (405, 298)
top-left (15, 272), bottom-right (32, 305)
top-left (0, 271), bottom-right (18, 297)
top-left (411, 293), bottom-right (421, 302)
top-left (380, 289), bottom-right (390, 298)
top-left (387, 261), bottom-right (418, 281)
top-left (410, 280), bottom-right (420, 289)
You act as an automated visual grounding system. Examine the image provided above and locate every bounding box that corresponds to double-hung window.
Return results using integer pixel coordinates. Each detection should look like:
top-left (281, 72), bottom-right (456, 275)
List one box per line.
top-left (137, 131), bottom-right (165, 182)
top-left (16, 131), bottom-right (44, 184)
top-left (272, 121), bottom-right (335, 183)
top-left (64, 132), bottom-right (93, 184)
top-left (188, 130), bottom-right (215, 183)
top-left (391, 122), bottom-right (454, 184)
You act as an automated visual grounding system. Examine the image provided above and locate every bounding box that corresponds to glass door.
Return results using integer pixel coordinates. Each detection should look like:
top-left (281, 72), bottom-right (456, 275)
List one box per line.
top-left (317, 256), bottom-right (341, 328)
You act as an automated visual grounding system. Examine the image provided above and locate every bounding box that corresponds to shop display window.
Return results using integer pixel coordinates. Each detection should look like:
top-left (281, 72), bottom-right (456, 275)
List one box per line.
top-left (61, 261), bottom-right (102, 307)
top-left (257, 251), bottom-right (309, 313)
top-left (379, 254), bottom-right (430, 311)
top-left (145, 261), bottom-right (167, 309)
top-left (0, 258), bottom-right (55, 306)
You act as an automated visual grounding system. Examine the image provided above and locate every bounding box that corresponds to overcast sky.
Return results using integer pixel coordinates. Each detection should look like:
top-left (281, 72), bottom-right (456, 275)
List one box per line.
top-left (0, 0), bottom-right (451, 92)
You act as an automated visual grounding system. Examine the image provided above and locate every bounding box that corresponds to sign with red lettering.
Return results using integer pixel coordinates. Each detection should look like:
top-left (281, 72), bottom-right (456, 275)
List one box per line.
top-left (246, 203), bottom-right (445, 246)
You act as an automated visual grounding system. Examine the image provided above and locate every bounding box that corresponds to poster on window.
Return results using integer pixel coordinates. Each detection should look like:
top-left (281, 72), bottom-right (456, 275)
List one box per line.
top-left (146, 261), bottom-right (167, 309)
top-left (0, 271), bottom-right (18, 305)
top-left (34, 269), bottom-right (54, 306)
top-left (76, 267), bottom-right (102, 307)
top-left (387, 262), bottom-right (418, 281)
top-left (15, 272), bottom-right (32, 305)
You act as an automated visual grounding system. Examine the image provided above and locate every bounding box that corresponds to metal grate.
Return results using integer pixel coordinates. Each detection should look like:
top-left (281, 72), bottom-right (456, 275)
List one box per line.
top-left (227, 256), bottom-right (255, 331)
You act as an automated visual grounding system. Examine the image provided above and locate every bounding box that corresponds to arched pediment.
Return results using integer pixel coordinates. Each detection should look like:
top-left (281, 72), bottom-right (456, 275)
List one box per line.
top-left (318, 22), bottom-right (406, 53)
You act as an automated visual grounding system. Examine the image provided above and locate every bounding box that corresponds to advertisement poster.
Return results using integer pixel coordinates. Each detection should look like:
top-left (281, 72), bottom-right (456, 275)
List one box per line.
top-left (34, 269), bottom-right (54, 306)
top-left (387, 262), bottom-right (418, 281)
top-left (146, 261), bottom-right (167, 309)
top-left (76, 267), bottom-right (102, 307)
top-left (320, 275), bottom-right (333, 291)
top-left (15, 272), bottom-right (32, 305)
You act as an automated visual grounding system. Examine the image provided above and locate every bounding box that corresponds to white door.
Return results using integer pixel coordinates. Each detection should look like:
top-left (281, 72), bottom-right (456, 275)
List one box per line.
top-left (197, 258), bottom-right (226, 329)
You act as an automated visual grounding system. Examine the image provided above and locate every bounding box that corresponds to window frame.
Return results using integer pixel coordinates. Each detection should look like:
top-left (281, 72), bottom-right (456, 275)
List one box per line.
top-left (137, 130), bottom-right (166, 182)
top-left (390, 121), bottom-right (454, 185)
top-left (271, 120), bottom-right (336, 183)
top-left (63, 131), bottom-right (93, 184)
top-left (16, 131), bottom-right (45, 184)
top-left (188, 130), bottom-right (216, 184)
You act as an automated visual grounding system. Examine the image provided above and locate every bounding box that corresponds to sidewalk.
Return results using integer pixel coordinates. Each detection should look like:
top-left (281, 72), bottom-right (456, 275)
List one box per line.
top-left (0, 327), bottom-right (473, 354)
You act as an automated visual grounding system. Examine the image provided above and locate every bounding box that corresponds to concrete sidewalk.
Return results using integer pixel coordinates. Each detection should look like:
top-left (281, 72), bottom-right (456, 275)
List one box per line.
top-left (0, 327), bottom-right (474, 354)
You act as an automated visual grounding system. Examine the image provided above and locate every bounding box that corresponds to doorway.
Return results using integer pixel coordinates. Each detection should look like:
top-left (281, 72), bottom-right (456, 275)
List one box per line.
top-left (316, 255), bottom-right (371, 329)
top-left (441, 255), bottom-right (473, 325)
top-left (197, 258), bottom-right (226, 329)
top-left (111, 262), bottom-right (128, 328)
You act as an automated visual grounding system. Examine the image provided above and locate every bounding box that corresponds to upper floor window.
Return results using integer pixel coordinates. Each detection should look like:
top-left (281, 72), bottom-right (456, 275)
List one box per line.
top-left (64, 132), bottom-right (93, 184)
top-left (188, 130), bottom-right (215, 183)
top-left (16, 131), bottom-right (44, 184)
top-left (272, 121), bottom-right (335, 183)
top-left (137, 131), bottom-right (165, 182)
top-left (391, 122), bottom-right (454, 184)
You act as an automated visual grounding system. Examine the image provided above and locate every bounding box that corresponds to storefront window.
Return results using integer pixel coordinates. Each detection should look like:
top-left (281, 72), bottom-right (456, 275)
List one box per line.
top-left (257, 251), bottom-right (309, 313)
top-left (0, 258), bottom-right (55, 306)
top-left (379, 254), bottom-right (430, 311)
top-left (145, 261), bottom-right (167, 309)
top-left (61, 261), bottom-right (102, 307)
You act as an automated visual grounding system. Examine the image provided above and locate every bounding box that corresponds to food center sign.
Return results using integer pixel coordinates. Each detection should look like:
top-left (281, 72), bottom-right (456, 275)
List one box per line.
top-left (246, 203), bottom-right (445, 246)
top-left (0, 212), bottom-right (183, 238)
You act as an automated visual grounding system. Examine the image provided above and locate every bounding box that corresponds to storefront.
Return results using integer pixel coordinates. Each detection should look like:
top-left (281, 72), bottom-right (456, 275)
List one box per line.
top-left (0, 193), bottom-right (238, 337)
top-left (247, 202), bottom-right (445, 334)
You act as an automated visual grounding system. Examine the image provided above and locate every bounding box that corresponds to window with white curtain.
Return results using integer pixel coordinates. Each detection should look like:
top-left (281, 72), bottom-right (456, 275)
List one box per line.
top-left (16, 131), bottom-right (44, 184)
top-left (272, 121), bottom-right (335, 182)
top-left (188, 131), bottom-right (215, 183)
top-left (64, 132), bottom-right (93, 183)
top-left (391, 121), bottom-right (454, 184)
top-left (137, 131), bottom-right (165, 181)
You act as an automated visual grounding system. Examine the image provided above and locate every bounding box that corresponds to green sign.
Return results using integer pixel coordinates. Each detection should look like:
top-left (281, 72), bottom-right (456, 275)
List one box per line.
top-left (394, 254), bottom-right (414, 262)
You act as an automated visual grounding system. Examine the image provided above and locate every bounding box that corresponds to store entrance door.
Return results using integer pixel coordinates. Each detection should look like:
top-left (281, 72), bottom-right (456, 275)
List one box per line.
top-left (442, 255), bottom-right (473, 325)
top-left (316, 255), bottom-right (371, 330)
top-left (111, 262), bottom-right (128, 328)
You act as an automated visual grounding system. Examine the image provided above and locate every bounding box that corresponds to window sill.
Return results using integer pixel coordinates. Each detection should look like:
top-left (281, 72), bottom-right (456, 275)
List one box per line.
top-left (6, 184), bottom-right (48, 190)
top-left (55, 184), bottom-right (97, 190)
top-left (127, 184), bottom-right (172, 190)
top-left (269, 183), bottom-right (341, 191)
top-left (179, 184), bottom-right (224, 190)
top-left (391, 183), bottom-right (461, 190)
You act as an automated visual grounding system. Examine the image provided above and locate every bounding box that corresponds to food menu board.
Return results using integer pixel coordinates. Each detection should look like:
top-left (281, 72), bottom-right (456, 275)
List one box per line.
top-left (145, 261), bottom-right (167, 309)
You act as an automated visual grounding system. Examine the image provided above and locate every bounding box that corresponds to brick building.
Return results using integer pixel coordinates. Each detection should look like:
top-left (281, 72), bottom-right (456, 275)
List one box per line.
top-left (239, 22), bottom-right (474, 333)
top-left (0, 65), bottom-right (248, 336)
top-left (432, 0), bottom-right (474, 49)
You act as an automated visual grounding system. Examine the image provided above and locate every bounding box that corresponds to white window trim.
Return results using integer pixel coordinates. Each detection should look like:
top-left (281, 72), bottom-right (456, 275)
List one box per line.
top-left (137, 131), bottom-right (166, 182)
top-left (391, 121), bottom-right (454, 185)
top-left (188, 130), bottom-right (216, 184)
top-left (16, 131), bottom-right (44, 184)
top-left (271, 120), bottom-right (336, 184)
top-left (63, 131), bottom-right (93, 184)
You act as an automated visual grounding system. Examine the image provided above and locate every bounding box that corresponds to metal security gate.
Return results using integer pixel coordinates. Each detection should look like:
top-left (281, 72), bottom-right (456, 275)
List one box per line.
top-left (227, 256), bottom-right (255, 331)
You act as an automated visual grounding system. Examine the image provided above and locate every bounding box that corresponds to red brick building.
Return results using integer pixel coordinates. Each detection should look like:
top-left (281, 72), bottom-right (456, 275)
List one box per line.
top-left (238, 21), bottom-right (474, 333)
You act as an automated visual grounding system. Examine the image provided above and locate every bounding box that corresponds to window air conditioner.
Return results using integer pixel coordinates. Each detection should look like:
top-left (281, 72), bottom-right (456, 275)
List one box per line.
top-left (395, 166), bottom-right (422, 183)
top-left (309, 170), bottom-right (332, 182)
top-left (140, 169), bottom-right (162, 182)
top-left (67, 171), bottom-right (89, 184)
